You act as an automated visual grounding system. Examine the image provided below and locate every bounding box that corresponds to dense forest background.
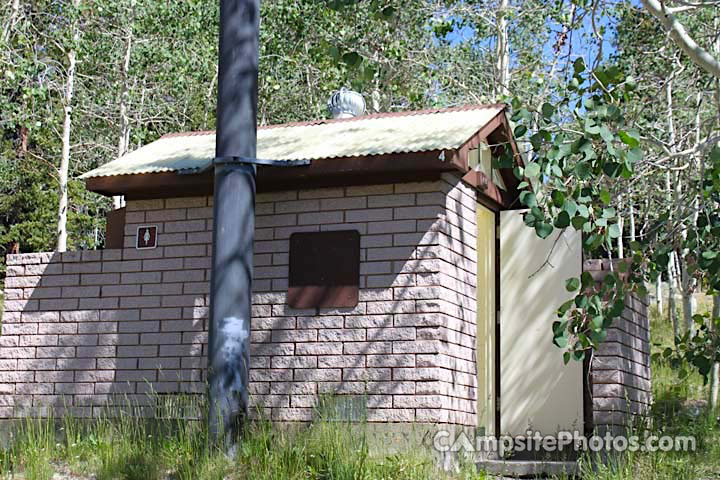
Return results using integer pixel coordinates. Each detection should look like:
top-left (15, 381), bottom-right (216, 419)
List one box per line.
top-left (0, 0), bottom-right (613, 258)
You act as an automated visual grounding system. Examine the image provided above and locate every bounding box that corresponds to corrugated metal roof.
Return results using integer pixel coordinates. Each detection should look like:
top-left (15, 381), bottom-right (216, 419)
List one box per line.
top-left (80, 104), bottom-right (504, 179)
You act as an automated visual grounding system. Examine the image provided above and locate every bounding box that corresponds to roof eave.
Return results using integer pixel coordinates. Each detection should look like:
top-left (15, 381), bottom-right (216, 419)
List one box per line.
top-left (85, 149), bottom-right (462, 200)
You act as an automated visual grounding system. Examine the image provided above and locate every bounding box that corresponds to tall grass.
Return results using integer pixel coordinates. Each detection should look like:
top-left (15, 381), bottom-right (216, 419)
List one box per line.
top-left (0, 394), bottom-right (486, 480)
top-left (575, 303), bottom-right (720, 480)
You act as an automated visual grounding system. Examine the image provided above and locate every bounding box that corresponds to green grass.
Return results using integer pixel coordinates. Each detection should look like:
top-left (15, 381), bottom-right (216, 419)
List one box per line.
top-left (0, 295), bottom-right (717, 479)
top-left (0, 398), bottom-right (488, 480)
top-left (570, 300), bottom-right (720, 480)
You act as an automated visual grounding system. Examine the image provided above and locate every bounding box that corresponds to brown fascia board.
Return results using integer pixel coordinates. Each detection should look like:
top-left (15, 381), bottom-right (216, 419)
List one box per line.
top-left (454, 108), bottom-right (523, 211)
top-left (84, 149), bottom-right (461, 200)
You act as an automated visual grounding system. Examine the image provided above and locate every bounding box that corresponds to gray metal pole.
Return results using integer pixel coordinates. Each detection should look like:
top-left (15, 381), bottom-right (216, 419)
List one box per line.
top-left (208, 0), bottom-right (260, 447)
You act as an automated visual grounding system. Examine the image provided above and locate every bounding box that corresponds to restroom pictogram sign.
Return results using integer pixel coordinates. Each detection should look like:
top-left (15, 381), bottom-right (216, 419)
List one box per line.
top-left (136, 225), bottom-right (158, 249)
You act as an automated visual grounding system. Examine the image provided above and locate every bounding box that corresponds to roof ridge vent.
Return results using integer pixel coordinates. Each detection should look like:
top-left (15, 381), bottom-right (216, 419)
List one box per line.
top-left (327, 87), bottom-right (365, 119)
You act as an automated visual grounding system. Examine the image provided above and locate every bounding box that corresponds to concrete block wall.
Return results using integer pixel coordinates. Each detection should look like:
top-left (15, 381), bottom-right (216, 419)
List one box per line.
top-left (586, 261), bottom-right (651, 434)
top-left (0, 175), bottom-right (479, 425)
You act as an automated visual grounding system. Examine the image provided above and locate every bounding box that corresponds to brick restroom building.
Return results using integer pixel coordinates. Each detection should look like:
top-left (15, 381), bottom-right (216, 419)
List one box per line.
top-left (0, 104), bottom-right (650, 441)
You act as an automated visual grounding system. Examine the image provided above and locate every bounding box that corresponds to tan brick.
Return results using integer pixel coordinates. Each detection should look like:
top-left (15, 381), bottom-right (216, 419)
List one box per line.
top-left (35, 371), bottom-right (73, 383)
top-left (318, 329), bottom-right (366, 342)
top-left (3, 300), bottom-right (38, 312)
top-left (345, 315), bottom-right (392, 329)
top-left (20, 335), bottom-right (58, 347)
top-left (343, 368), bottom-right (390, 381)
top-left (102, 260), bottom-right (142, 273)
top-left (139, 308), bottom-right (181, 321)
top-left (79, 298), bottom-right (118, 310)
top-left (298, 211), bottom-right (343, 225)
top-left (79, 322), bottom-right (117, 334)
top-left (18, 359), bottom-right (55, 370)
top-left (272, 408), bottom-right (313, 421)
top-left (16, 383), bottom-right (53, 395)
top-left (271, 356), bottom-right (317, 369)
top-left (318, 356), bottom-right (364, 368)
top-left (59, 334), bottom-right (98, 346)
top-left (60, 310), bottom-right (99, 322)
top-left (294, 369), bottom-right (341, 381)
top-left (21, 312), bottom-right (59, 323)
top-left (2, 324), bottom-right (37, 335)
top-left (298, 316), bottom-right (345, 329)
top-left (81, 273), bottom-right (121, 285)
top-left (0, 347), bottom-right (35, 358)
top-left (347, 185), bottom-right (393, 196)
top-left (366, 408), bottom-right (415, 422)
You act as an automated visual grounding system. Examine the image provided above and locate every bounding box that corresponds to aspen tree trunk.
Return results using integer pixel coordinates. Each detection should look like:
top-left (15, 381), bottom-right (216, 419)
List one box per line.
top-left (710, 295), bottom-right (720, 411)
top-left (680, 93), bottom-right (703, 334)
top-left (709, 20), bottom-right (720, 412)
top-left (113, 0), bottom-right (135, 210)
top-left (2, 0), bottom-right (20, 43)
top-left (57, 0), bottom-right (81, 252)
top-left (665, 79), bottom-right (679, 335)
top-left (668, 251), bottom-right (680, 338)
top-left (617, 196), bottom-right (624, 259)
top-left (495, 0), bottom-right (510, 99)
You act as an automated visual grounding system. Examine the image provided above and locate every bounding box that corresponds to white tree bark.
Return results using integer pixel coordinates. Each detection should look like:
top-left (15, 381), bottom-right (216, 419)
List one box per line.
top-left (617, 196), bottom-right (625, 259)
top-left (495, 0), bottom-right (510, 99)
top-left (56, 0), bottom-right (81, 252)
top-left (113, 0), bottom-right (135, 210)
top-left (1, 0), bottom-right (20, 43)
top-left (665, 79), bottom-right (680, 334)
top-left (668, 251), bottom-right (680, 338)
top-left (640, 0), bottom-right (720, 79)
top-left (710, 295), bottom-right (720, 410)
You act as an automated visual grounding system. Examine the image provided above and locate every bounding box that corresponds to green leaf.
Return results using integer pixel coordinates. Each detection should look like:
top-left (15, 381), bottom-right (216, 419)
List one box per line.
top-left (573, 57), bottom-right (585, 74)
top-left (599, 190), bottom-right (611, 205)
top-left (524, 162), bottom-right (541, 178)
top-left (575, 161), bottom-right (591, 179)
top-left (519, 191), bottom-right (537, 208)
top-left (599, 125), bottom-right (614, 143)
top-left (608, 223), bottom-right (621, 239)
top-left (565, 277), bottom-right (580, 292)
top-left (590, 330), bottom-right (607, 345)
top-left (380, 6), bottom-right (396, 19)
top-left (342, 51), bottom-right (362, 67)
top-left (618, 131), bottom-right (639, 148)
top-left (535, 222), bottom-right (554, 239)
top-left (602, 207), bottom-right (616, 219)
top-left (625, 147), bottom-right (643, 164)
top-left (541, 103), bottom-right (555, 119)
top-left (554, 211), bottom-right (571, 228)
top-left (514, 125), bottom-right (528, 137)
top-left (563, 199), bottom-right (578, 217)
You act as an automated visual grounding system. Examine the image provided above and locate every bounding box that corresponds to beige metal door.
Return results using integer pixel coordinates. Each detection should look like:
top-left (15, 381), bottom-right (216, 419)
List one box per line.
top-left (475, 203), bottom-right (496, 435)
top-left (499, 210), bottom-right (583, 436)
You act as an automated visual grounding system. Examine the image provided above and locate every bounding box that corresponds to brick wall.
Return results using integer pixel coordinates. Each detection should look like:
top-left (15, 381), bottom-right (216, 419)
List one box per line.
top-left (586, 260), bottom-right (652, 435)
top-left (0, 175), bottom-right (479, 425)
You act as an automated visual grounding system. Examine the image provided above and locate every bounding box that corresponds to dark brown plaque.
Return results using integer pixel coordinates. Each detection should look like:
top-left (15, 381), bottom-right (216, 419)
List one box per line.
top-left (288, 230), bottom-right (360, 309)
top-left (136, 225), bottom-right (158, 249)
